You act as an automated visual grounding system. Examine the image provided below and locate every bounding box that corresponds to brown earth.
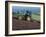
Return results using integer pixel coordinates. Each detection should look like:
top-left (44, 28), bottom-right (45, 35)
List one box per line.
top-left (12, 17), bottom-right (40, 30)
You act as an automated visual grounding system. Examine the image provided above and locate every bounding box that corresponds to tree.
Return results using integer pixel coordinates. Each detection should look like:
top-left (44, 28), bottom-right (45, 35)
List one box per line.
top-left (17, 10), bottom-right (20, 14)
top-left (28, 10), bottom-right (32, 16)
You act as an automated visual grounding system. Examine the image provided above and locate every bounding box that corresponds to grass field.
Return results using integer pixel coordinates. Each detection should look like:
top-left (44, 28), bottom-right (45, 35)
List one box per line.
top-left (12, 13), bottom-right (23, 17)
top-left (32, 13), bottom-right (40, 21)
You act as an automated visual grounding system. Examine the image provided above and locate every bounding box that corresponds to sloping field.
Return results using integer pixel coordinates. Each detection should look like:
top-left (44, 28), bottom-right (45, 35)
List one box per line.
top-left (12, 17), bottom-right (40, 30)
top-left (32, 14), bottom-right (40, 21)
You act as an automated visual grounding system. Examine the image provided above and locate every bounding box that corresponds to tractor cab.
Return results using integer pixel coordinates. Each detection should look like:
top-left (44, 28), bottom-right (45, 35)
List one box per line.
top-left (24, 10), bottom-right (32, 21)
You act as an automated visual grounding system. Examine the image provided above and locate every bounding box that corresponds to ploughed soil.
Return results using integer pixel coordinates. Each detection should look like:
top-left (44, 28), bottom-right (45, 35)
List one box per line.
top-left (12, 17), bottom-right (40, 30)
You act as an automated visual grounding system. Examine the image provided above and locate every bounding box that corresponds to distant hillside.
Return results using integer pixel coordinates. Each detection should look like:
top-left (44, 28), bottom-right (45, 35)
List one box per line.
top-left (12, 6), bottom-right (40, 15)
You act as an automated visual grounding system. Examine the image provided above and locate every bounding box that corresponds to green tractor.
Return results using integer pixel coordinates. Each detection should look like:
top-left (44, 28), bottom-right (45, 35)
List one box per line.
top-left (24, 10), bottom-right (32, 21)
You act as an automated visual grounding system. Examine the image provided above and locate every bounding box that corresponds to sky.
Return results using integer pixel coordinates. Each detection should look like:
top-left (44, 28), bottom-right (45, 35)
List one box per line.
top-left (12, 6), bottom-right (40, 14)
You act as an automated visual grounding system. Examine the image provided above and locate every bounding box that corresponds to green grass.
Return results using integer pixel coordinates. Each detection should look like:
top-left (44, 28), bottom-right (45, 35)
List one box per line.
top-left (13, 13), bottom-right (24, 17)
top-left (31, 14), bottom-right (40, 21)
